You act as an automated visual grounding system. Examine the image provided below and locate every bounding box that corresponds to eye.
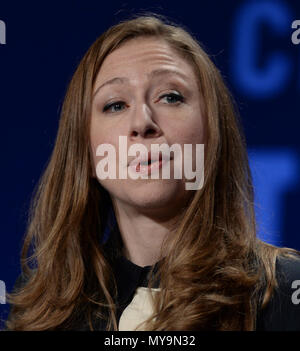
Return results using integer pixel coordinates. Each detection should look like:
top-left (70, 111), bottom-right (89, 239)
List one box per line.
top-left (102, 92), bottom-right (185, 114)
top-left (159, 92), bottom-right (185, 105)
top-left (103, 101), bottom-right (127, 113)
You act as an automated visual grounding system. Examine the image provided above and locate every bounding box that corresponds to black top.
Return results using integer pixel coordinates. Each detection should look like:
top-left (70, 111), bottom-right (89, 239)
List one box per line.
top-left (9, 226), bottom-right (300, 330)
top-left (104, 226), bottom-right (300, 331)
top-left (255, 255), bottom-right (300, 330)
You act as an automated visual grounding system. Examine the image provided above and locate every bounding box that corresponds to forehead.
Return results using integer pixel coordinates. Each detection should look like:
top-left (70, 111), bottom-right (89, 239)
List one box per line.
top-left (95, 37), bottom-right (197, 85)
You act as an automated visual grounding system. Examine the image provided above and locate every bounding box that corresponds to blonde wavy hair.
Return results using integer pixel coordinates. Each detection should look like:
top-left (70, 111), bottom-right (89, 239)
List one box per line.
top-left (5, 13), bottom-right (300, 331)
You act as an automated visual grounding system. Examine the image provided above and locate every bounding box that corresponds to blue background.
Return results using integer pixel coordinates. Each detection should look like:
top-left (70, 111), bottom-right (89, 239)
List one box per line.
top-left (0, 0), bottom-right (300, 326)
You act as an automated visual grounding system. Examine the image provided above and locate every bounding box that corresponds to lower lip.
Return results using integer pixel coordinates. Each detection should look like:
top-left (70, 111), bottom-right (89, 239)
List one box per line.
top-left (129, 159), bottom-right (171, 176)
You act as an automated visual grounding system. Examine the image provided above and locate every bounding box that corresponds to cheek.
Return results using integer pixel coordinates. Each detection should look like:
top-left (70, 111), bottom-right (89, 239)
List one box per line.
top-left (184, 107), bottom-right (206, 144)
top-left (90, 121), bottom-right (118, 171)
top-left (165, 113), bottom-right (205, 146)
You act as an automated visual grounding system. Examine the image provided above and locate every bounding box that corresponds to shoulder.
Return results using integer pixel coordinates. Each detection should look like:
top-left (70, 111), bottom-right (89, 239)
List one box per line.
top-left (256, 254), bottom-right (300, 331)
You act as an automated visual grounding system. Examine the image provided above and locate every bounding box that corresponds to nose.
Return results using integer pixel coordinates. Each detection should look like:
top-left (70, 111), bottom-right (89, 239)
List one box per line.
top-left (128, 102), bottom-right (162, 140)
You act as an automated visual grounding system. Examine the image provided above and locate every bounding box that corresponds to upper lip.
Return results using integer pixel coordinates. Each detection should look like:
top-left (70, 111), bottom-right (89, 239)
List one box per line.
top-left (128, 150), bottom-right (173, 167)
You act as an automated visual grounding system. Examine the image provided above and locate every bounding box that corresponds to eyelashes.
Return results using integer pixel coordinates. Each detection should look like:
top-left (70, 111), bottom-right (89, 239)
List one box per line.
top-left (102, 92), bottom-right (185, 114)
top-left (160, 92), bottom-right (185, 105)
top-left (103, 101), bottom-right (127, 113)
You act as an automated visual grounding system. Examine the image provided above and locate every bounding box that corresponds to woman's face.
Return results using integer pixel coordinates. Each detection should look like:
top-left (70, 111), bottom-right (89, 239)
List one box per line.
top-left (90, 37), bottom-right (206, 215)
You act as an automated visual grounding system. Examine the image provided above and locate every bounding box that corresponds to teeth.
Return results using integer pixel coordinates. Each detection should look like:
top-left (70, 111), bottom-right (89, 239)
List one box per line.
top-left (138, 158), bottom-right (161, 166)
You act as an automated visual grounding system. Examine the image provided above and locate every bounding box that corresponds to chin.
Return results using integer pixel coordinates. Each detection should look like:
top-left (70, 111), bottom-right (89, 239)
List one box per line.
top-left (118, 179), bottom-right (187, 211)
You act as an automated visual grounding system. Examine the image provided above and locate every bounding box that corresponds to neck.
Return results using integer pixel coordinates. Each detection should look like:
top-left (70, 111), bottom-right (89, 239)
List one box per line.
top-left (112, 200), bottom-right (181, 267)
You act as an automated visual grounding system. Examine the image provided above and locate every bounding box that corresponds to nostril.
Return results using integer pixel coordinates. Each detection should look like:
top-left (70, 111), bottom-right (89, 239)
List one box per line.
top-left (145, 128), bottom-right (157, 138)
top-left (130, 126), bottom-right (160, 139)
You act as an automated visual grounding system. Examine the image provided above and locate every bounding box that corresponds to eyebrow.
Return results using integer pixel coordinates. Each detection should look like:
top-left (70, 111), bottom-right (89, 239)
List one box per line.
top-left (93, 68), bottom-right (189, 98)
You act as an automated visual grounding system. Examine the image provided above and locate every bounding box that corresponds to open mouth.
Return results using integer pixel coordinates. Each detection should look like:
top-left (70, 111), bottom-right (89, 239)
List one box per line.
top-left (127, 149), bottom-right (174, 177)
top-left (130, 152), bottom-right (174, 176)
top-left (136, 152), bottom-right (163, 172)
